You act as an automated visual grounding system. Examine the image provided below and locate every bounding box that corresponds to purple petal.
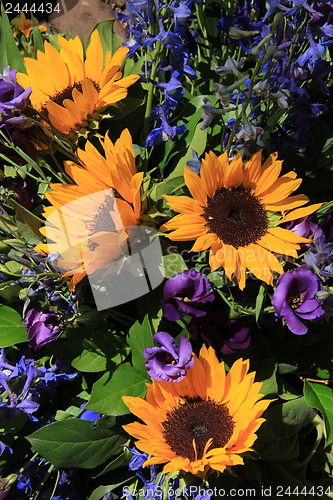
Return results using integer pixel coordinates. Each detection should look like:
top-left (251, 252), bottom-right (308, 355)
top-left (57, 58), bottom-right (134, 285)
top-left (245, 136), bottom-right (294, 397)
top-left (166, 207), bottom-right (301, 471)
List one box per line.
top-left (281, 303), bottom-right (308, 335)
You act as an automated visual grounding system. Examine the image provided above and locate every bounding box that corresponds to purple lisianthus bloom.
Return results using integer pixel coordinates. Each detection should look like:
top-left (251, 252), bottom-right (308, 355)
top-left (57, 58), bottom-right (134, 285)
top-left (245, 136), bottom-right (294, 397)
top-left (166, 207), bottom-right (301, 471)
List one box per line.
top-left (143, 332), bottom-right (194, 382)
top-left (0, 66), bottom-right (31, 128)
top-left (272, 268), bottom-right (325, 335)
top-left (162, 270), bottom-right (215, 321)
top-left (286, 216), bottom-right (323, 246)
top-left (24, 307), bottom-right (63, 350)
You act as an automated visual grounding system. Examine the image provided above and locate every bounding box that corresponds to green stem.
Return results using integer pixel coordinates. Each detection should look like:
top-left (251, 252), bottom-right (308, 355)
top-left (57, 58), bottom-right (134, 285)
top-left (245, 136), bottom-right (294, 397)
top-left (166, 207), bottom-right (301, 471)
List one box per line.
top-left (49, 469), bottom-right (61, 500)
top-left (19, 453), bottom-right (39, 474)
top-left (32, 464), bottom-right (54, 500)
top-left (141, 41), bottom-right (161, 145)
top-left (225, 38), bottom-right (271, 154)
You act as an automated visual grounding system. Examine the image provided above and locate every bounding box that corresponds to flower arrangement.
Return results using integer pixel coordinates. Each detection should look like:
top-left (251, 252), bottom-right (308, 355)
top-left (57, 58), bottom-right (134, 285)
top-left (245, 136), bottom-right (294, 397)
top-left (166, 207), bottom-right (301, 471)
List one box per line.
top-left (0, 1), bottom-right (332, 498)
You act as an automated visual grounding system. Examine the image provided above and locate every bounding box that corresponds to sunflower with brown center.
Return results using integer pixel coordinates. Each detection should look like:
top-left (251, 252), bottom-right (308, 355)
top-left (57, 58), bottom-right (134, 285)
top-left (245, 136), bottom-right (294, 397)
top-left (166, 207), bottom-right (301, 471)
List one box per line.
top-left (161, 150), bottom-right (322, 289)
top-left (123, 346), bottom-right (273, 476)
top-left (35, 128), bottom-right (143, 291)
top-left (16, 30), bottom-right (139, 135)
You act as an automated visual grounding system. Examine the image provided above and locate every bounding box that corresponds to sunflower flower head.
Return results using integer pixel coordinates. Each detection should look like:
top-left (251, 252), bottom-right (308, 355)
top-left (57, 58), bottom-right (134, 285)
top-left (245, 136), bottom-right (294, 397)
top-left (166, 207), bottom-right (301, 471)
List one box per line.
top-left (161, 150), bottom-right (323, 289)
top-left (12, 11), bottom-right (47, 39)
top-left (35, 128), bottom-right (144, 291)
top-left (123, 345), bottom-right (272, 477)
top-left (16, 31), bottom-right (140, 136)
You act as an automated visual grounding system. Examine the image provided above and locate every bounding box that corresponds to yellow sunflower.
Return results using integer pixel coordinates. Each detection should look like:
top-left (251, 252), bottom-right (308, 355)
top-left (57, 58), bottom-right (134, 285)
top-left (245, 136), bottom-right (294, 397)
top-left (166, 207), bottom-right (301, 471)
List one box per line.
top-left (35, 128), bottom-right (143, 291)
top-left (161, 150), bottom-right (322, 289)
top-left (123, 345), bottom-right (272, 477)
top-left (16, 30), bottom-right (139, 135)
top-left (12, 12), bottom-right (46, 38)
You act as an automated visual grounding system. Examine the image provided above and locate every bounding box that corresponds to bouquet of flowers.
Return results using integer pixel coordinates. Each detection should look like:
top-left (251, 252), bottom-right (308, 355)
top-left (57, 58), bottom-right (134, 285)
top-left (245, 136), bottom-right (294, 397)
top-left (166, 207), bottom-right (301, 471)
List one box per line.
top-left (0, 0), bottom-right (332, 498)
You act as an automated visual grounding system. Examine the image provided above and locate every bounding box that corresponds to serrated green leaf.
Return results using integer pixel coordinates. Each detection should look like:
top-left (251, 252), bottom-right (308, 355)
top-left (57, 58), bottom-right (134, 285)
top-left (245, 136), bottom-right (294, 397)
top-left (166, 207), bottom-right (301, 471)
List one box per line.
top-left (27, 419), bottom-right (123, 469)
top-left (0, 4), bottom-right (26, 73)
top-left (304, 381), bottom-right (333, 446)
top-left (87, 363), bottom-right (149, 416)
top-left (127, 315), bottom-right (153, 376)
top-left (0, 306), bottom-right (28, 347)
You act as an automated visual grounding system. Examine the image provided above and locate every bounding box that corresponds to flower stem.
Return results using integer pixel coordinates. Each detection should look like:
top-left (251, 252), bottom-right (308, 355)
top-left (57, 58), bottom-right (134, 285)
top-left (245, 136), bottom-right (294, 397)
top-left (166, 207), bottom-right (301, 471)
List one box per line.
top-left (141, 41), bottom-right (161, 145)
top-left (225, 36), bottom-right (271, 154)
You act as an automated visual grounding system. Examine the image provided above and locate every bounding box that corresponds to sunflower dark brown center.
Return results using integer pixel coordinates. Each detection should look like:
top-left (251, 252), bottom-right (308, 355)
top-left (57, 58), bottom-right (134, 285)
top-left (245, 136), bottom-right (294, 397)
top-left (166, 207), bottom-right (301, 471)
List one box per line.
top-left (86, 194), bottom-right (117, 235)
top-left (203, 187), bottom-right (268, 249)
top-left (162, 398), bottom-right (234, 462)
top-left (41, 79), bottom-right (101, 114)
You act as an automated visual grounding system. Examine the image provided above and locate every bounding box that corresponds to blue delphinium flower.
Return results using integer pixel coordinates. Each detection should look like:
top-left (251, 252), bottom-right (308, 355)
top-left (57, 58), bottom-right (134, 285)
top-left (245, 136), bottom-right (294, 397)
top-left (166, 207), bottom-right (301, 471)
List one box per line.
top-left (118, 0), bottom-right (197, 145)
top-left (79, 403), bottom-right (100, 423)
top-left (0, 352), bottom-right (39, 421)
top-left (123, 447), bottom-right (212, 499)
top-left (36, 360), bottom-right (77, 396)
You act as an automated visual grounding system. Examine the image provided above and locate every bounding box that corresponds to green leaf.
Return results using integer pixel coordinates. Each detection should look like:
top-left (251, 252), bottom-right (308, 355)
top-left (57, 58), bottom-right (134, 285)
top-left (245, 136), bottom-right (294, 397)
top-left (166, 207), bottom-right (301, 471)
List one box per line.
top-left (31, 22), bottom-right (45, 57)
top-left (255, 398), bottom-right (316, 462)
top-left (0, 306), bottom-right (28, 347)
top-left (127, 316), bottom-right (153, 376)
top-left (255, 283), bottom-right (266, 323)
top-left (0, 4), bottom-right (26, 73)
top-left (93, 449), bottom-right (130, 478)
top-left (87, 480), bottom-right (132, 500)
top-left (304, 381), bottom-right (333, 446)
top-left (49, 326), bottom-right (127, 373)
top-left (93, 21), bottom-right (123, 61)
top-left (162, 251), bottom-right (188, 279)
top-left (27, 419), bottom-right (123, 469)
top-left (12, 200), bottom-right (44, 244)
top-left (87, 363), bottom-right (149, 416)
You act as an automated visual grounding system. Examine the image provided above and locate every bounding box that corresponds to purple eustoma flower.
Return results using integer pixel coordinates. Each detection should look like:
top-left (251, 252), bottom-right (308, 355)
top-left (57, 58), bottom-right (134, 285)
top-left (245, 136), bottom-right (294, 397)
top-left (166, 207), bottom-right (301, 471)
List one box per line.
top-left (143, 332), bottom-right (194, 382)
top-left (272, 268), bottom-right (325, 335)
top-left (24, 307), bottom-right (63, 350)
top-left (162, 270), bottom-right (215, 321)
top-left (0, 66), bottom-right (31, 128)
top-left (287, 216), bottom-right (323, 243)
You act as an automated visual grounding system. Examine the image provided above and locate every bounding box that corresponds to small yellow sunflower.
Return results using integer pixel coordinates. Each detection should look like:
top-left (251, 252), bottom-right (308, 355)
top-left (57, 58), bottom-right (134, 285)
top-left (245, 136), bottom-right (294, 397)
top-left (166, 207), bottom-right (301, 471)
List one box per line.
top-left (12, 12), bottom-right (47, 38)
top-left (35, 128), bottom-right (143, 291)
top-left (16, 30), bottom-right (139, 135)
top-left (161, 150), bottom-right (322, 289)
top-left (123, 346), bottom-right (272, 477)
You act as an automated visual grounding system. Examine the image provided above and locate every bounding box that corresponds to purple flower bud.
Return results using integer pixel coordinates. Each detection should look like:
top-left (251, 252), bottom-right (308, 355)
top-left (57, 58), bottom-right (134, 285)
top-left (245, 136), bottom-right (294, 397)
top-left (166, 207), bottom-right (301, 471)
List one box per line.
top-left (143, 332), bottom-right (194, 382)
top-left (162, 270), bottom-right (215, 321)
top-left (24, 307), bottom-right (63, 350)
top-left (272, 268), bottom-right (325, 335)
